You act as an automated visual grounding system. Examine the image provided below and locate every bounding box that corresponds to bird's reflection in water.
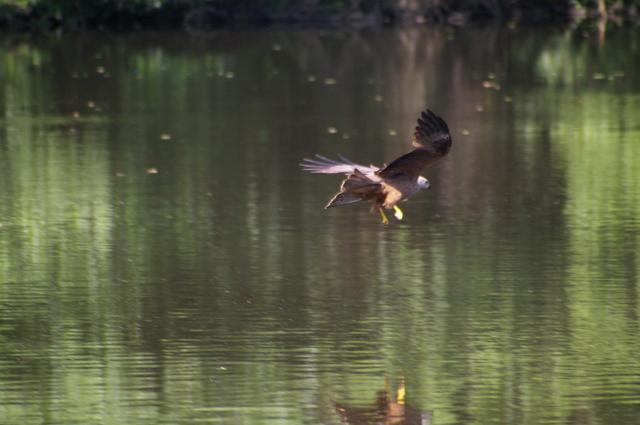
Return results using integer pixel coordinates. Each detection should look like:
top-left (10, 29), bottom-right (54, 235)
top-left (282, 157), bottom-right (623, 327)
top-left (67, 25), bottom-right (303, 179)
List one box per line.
top-left (334, 379), bottom-right (432, 425)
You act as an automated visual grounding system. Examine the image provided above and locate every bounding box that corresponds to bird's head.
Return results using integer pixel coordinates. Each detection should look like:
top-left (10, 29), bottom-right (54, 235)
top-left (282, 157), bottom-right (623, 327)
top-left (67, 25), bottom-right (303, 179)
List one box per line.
top-left (417, 176), bottom-right (430, 190)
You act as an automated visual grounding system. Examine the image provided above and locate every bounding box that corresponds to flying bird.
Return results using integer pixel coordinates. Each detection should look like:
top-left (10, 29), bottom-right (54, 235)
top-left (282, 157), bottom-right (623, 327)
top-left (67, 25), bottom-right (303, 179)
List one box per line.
top-left (301, 109), bottom-right (452, 224)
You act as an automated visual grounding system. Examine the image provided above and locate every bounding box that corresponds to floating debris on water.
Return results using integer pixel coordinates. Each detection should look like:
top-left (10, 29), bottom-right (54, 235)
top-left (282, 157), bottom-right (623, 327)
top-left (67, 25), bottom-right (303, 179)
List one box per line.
top-left (87, 101), bottom-right (96, 109)
top-left (388, 129), bottom-right (397, 136)
top-left (272, 43), bottom-right (282, 51)
top-left (482, 80), bottom-right (501, 90)
top-left (146, 168), bottom-right (158, 174)
top-left (592, 73), bottom-right (605, 80)
top-left (327, 127), bottom-right (338, 135)
top-left (342, 133), bottom-right (350, 140)
top-left (504, 96), bottom-right (513, 103)
top-left (225, 71), bottom-right (235, 79)
top-left (374, 95), bottom-right (384, 102)
top-left (461, 129), bottom-right (470, 136)
top-left (160, 133), bottom-right (172, 141)
top-left (72, 111), bottom-right (80, 119)
top-left (96, 66), bottom-right (105, 74)
top-left (324, 78), bottom-right (337, 85)
top-left (476, 105), bottom-right (484, 112)
top-left (116, 172), bottom-right (125, 177)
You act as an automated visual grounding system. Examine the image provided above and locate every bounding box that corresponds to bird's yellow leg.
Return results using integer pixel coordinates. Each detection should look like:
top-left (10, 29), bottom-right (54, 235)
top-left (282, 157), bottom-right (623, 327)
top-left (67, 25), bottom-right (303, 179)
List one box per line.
top-left (393, 205), bottom-right (404, 220)
top-left (379, 207), bottom-right (389, 225)
top-left (397, 378), bottom-right (406, 405)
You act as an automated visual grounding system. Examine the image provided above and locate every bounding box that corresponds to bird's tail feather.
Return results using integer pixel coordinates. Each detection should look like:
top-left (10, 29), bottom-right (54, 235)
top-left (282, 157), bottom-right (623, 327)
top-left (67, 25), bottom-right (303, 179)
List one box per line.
top-left (325, 170), bottom-right (380, 209)
top-left (325, 191), bottom-right (363, 208)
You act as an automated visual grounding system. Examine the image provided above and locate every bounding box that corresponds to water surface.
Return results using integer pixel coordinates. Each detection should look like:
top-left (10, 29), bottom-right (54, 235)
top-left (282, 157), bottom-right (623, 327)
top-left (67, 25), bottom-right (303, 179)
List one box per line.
top-left (1, 26), bottom-right (639, 424)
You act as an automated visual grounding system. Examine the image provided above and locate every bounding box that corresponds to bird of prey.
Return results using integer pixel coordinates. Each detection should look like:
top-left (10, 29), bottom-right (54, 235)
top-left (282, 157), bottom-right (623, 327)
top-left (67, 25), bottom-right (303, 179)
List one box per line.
top-left (301, 109), bottom-right (452, 224)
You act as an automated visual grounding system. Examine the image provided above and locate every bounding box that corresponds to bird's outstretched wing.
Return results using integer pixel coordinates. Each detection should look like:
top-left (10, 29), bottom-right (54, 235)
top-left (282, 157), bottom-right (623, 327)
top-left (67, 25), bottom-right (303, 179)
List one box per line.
top-left (300, 154), bottom-right (379, 175)
top-left (376, 109), bottom-right (452, 180)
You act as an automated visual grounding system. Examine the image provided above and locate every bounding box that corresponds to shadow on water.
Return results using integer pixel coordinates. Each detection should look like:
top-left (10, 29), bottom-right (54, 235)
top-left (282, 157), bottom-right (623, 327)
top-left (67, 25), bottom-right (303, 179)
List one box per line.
top-left (0, 24), bottom-right (639, 425)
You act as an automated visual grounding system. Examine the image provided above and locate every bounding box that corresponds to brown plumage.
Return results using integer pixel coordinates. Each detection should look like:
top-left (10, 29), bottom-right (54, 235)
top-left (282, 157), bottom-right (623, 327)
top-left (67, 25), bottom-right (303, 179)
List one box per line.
top-left (300, 109), bottom-right (452, 224)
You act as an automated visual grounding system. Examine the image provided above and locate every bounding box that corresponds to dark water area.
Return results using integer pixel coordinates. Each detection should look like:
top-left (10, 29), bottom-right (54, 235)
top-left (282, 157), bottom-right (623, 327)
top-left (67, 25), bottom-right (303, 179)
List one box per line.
top-left (0, 26), bottom-right (639, 424)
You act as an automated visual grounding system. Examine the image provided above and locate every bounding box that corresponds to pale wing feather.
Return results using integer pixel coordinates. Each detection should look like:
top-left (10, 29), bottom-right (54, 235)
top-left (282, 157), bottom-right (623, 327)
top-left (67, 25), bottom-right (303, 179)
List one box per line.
top-left (300, 154), bottom-right (379, 176)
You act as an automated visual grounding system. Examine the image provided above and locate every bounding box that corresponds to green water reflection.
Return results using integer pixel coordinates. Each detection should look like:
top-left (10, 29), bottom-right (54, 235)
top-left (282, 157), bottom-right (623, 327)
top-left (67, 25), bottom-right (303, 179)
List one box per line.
top-left (0, 27), bottom-right (639, 425)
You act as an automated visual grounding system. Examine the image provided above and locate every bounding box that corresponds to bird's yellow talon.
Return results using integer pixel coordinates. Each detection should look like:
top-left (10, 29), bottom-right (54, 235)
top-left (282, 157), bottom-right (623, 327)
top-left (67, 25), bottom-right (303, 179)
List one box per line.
top-left (393, 205), bottom-right (404, 220)
top-left (397, 377), bottom-right (406, 405)
top-left (379, 208), bottom-right (389, 225)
